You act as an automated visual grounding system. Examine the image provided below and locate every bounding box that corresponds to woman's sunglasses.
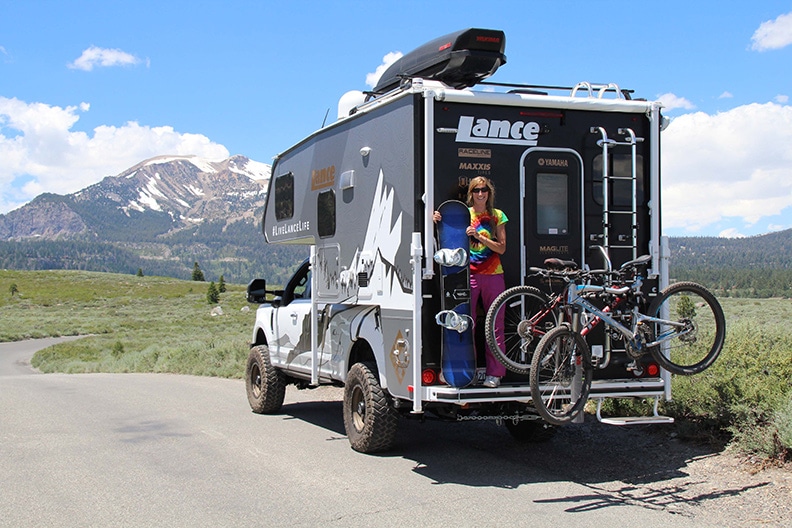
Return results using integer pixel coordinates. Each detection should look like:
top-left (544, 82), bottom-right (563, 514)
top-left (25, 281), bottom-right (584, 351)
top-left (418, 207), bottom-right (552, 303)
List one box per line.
top-left (472, 187), bottom-right (489, 194)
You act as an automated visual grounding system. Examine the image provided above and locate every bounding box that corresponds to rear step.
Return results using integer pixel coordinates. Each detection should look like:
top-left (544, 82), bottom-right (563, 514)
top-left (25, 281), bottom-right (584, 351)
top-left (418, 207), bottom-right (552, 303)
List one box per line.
top-left (595, 397), bottom-right (674, 426)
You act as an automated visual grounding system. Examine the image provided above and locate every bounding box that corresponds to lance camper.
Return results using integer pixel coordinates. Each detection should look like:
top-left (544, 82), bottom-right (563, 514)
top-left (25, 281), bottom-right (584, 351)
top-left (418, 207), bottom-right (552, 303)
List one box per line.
top-left (246, 28), bottom-right (673, 453)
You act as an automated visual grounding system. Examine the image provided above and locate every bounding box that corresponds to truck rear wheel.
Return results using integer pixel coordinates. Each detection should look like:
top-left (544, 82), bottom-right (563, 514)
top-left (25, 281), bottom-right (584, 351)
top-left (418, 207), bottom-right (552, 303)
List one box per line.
top-left (246, 345), bottom-right (286, 414)
top-left (343, 362), bottom-right (398, 453)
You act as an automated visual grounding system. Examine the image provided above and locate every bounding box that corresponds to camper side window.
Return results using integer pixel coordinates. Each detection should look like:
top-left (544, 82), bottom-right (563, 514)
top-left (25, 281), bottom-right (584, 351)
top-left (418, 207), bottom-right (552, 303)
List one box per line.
top-left (317, 189), bottom-right (336, 238)
top-left (274, 172), bottom-right (295, 221)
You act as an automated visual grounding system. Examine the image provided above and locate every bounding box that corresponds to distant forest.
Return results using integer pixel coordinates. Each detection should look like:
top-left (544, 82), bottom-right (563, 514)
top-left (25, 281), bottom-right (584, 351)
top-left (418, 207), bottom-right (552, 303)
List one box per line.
top-left (669, 230), bottom-right (792, 298)
top-left (2, 228), bottom-right (791, 297)
top-left (0, 219), bottom-right (308, 286)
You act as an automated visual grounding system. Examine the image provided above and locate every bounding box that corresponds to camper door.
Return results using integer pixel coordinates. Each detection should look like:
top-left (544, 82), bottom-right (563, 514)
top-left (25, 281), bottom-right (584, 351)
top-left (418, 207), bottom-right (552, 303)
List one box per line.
top-left (521, 148), bottom-right (584, 274)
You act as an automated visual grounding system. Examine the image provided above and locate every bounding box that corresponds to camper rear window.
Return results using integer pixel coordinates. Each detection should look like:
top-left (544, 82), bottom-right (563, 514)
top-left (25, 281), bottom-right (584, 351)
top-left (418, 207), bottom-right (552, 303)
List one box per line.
top-left (317, 189), bottom-right (336, 238)
top-left (536, 173), bottom-right (569, 235)
top-left (592, 154), bottom-right (645, 207)
top-left (274, 173), bottom-right (295, 221)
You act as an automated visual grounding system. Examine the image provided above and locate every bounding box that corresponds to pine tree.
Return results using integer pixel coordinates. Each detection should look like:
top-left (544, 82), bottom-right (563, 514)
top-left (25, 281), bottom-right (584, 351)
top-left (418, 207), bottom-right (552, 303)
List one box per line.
top-left (218, 274), bottom-right (227, 293)
top-left (136, 268), bottom-right (144, 277)
top-left (192, 262), bottom-right (205, 282)
top-left (207, 281), bottom-right (220, 304)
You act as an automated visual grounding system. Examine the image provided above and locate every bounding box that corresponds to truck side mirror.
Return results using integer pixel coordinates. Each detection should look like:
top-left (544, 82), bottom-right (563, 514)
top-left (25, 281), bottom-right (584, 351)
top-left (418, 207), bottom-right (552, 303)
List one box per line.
top-left (246, 278), bottom-right (269, 304)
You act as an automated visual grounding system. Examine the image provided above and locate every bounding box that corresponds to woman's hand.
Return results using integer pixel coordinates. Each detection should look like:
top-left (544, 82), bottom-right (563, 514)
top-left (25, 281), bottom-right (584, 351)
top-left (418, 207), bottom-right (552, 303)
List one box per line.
top-left (432, 211), bottom-right (441, 223)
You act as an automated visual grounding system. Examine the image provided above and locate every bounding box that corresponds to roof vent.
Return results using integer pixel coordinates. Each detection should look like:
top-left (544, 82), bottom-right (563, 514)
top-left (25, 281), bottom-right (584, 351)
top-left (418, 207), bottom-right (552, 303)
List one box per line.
top-left (373, 28), bottom-right (506, 94)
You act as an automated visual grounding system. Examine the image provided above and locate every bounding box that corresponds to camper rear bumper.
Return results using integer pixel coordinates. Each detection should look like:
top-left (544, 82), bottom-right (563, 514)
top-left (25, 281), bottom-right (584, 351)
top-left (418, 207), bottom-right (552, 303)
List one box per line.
top-left (419, 378), bottom-right (666, 405)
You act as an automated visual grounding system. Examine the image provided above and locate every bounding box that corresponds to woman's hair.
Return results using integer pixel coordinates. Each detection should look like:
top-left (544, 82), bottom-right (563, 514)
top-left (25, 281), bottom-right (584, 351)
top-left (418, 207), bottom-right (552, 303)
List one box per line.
top-left (466, 176), bottom-right (495, 213)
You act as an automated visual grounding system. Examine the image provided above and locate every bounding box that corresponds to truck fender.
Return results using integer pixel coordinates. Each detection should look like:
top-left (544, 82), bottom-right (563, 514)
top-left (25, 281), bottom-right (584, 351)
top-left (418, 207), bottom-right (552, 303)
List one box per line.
top-left (328, 304), bottom-right (388, 389)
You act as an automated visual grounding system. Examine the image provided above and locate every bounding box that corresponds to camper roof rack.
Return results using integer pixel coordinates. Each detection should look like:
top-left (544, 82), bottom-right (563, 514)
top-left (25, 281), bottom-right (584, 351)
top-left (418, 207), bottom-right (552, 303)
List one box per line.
top-left (372, 28), bottom-right (506, 94)
top-left (479, 81), bottom-right (636, 100)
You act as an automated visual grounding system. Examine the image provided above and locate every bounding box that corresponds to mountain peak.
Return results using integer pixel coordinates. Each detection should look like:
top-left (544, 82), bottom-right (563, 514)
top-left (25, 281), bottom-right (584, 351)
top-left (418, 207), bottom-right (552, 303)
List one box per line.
top-left (0, 154), bottom-right (272, 241)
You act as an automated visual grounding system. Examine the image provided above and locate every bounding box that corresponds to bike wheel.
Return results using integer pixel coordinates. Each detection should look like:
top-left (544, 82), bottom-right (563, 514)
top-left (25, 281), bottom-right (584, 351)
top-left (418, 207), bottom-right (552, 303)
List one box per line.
top-left (530, 325), bottom-right (593, 425)
top-left (485, 286), bottom-right (558, 375)
top-left (646, 281), bottom-right (726, 375)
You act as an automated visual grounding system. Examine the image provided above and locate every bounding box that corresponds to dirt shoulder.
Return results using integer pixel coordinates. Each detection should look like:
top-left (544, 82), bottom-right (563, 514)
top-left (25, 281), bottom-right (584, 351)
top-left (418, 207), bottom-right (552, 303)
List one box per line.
top-left (540, 418), bottom-right (792, 526)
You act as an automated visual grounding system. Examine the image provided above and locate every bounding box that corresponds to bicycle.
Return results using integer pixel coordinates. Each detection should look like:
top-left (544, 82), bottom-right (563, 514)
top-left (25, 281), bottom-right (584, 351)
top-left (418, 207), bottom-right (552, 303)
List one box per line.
top-left (486, 249), bottom-right (727, 425)
top-left (483, 257), bottom-right (588, 376)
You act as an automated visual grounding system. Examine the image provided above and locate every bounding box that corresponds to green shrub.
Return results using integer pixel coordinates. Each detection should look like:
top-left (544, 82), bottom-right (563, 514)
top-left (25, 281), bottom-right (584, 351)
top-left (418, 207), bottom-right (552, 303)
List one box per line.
top-left (774, 395), bottom-right (792, 455)
top-left (111, 341), bottom-right (125, 358)
top-left (207, 281), bottom-right (220, 304)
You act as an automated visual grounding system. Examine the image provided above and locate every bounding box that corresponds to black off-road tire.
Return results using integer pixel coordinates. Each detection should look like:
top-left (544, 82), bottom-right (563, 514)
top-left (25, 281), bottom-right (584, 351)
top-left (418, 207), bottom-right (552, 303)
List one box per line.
top-left (246, 345), bottom-right (286, 414)
top-left (343, 362), bottom-right (398, 453)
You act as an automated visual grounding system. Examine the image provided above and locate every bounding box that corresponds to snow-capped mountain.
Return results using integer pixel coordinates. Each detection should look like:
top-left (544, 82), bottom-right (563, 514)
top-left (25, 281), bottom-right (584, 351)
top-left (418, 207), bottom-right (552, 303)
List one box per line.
top-left (0, 154), bottom-right (271, 240)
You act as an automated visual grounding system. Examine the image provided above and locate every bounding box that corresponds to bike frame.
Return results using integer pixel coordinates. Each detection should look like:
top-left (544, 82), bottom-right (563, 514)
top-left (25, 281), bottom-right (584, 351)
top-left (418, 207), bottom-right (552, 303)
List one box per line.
top-left (566, 279), bottom-right (689, 351)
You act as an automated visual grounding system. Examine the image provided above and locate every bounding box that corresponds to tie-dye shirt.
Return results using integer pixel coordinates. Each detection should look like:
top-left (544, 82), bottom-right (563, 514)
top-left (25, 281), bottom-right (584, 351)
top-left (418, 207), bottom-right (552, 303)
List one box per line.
top-left (469, 207), bottom-right (508, 275)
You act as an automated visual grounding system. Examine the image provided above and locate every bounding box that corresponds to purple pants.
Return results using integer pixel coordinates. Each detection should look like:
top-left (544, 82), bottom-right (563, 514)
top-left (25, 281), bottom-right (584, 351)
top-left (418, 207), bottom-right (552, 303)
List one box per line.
top-left (470, 273), bottom-right (507, 377)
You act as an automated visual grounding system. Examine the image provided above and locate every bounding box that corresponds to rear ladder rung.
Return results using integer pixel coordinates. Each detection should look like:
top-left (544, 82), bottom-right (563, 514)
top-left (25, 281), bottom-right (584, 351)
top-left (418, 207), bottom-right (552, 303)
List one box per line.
top-left (595, 397), bottom-right (674, 426)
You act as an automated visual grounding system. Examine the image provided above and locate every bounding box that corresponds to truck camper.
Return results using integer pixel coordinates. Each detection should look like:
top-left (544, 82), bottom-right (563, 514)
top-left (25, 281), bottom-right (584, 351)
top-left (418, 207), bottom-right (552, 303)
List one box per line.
top-left (246, 28), bottom-right (674, 453)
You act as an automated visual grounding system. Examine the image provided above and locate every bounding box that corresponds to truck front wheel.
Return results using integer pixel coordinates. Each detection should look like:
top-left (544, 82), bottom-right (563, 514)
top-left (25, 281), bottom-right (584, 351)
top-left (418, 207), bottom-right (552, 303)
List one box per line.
top-left (246, 345), bottom-right (286, 414)
top-left (343, 362), bottom-right (398, 453)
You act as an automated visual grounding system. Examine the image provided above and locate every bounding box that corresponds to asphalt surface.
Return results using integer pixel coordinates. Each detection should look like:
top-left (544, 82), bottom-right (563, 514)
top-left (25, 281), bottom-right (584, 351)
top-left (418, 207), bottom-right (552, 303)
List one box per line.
top-left (0, 338), bottom-right (782, 527)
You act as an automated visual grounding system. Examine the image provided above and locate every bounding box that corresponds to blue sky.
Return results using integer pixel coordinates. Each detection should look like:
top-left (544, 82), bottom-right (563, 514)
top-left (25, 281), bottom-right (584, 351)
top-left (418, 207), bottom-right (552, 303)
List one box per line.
top-left (1, 0), bottom-right (791, 238)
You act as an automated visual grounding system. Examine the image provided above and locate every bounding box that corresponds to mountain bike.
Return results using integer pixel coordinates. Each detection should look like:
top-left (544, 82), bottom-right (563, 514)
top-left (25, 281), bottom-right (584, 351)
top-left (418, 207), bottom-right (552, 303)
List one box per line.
top-left (483, 256), bottom-right (594, 376)
top-left (486, 249), bottom-right (727, 425)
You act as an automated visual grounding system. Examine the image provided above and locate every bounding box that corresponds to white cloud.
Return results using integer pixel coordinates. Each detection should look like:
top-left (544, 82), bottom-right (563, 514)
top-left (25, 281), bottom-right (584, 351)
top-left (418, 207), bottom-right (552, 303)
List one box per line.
top-left (0, 96), bottom-right (228, 213)
top-left (776, 94), bottom-right (789, 104)
top-left (718, 228), bottom-right (746, 239)
top-left (657, 92), bottom-right (695, 111)
top-left (751, 11), bottom-right (792, 51)
top-left (365, 51), bottom-right (403, 88)
top-left (661, 102), bottom-right (792, 233)
top-left (68, 46), bottom-right (142, 71)
top-left (718, 91), bottom-right (733, 99)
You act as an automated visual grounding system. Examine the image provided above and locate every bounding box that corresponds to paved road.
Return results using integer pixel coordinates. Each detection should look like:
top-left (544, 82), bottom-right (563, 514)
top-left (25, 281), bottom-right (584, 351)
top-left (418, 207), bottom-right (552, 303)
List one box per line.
top-left (0, 338), bottom-right (768, 527)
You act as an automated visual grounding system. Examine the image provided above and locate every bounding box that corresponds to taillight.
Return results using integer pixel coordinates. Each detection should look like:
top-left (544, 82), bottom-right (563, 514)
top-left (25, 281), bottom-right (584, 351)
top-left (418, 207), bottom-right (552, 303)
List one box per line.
top-left (646, 362), bottom-right (660, 377)
top-left (422, 368), bottom-right (439, 385)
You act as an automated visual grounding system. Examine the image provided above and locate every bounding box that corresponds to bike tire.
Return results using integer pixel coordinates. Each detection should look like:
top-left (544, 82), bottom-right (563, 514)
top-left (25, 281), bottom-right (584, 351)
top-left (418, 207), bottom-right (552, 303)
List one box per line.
top-left (529, 325), bottom-right (593, 425)
top-left (485, 285), bottom-right (558, 375)
top-left (646, 281), bottom-right (726, 375)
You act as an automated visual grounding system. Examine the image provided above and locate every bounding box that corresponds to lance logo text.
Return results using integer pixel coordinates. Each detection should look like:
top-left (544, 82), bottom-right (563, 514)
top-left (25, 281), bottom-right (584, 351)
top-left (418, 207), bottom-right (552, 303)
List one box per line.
top-left (455, 116), bottom-right (541, 146)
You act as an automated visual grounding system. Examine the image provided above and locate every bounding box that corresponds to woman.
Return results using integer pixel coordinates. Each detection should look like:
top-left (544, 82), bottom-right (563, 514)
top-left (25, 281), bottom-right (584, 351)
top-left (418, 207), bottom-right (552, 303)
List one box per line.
top-left (435, 176), bottom-right (508, 387)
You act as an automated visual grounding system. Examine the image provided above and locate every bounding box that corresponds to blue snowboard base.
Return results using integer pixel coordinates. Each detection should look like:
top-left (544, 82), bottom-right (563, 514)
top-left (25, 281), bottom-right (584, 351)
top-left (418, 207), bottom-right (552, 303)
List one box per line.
top-left (436, 200), bottom-right (476, 388)
top-left (440, 302), bottom-right (476, 388)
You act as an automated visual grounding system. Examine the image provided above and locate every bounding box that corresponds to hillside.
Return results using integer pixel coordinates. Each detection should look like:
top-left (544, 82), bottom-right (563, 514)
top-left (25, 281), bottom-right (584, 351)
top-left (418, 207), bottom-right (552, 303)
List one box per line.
top-left (0, 155), bottom-right (306, 284)
top-left (670, 229), bottom-right (792, 297)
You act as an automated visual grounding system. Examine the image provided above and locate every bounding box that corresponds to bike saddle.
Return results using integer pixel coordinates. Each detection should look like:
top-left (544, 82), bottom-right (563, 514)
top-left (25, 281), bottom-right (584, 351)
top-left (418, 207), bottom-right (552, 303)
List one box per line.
top-left (544, 258), bottom-right (578, 271)
top-left (620, 254), bottom-right (651, 270)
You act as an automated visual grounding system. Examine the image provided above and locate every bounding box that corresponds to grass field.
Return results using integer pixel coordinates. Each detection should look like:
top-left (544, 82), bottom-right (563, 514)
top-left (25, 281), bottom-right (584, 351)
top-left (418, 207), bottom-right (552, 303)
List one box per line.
top-left (2, 269), bottom-right (790, 460)
top-left (0, 270), bottom-right (252, 378)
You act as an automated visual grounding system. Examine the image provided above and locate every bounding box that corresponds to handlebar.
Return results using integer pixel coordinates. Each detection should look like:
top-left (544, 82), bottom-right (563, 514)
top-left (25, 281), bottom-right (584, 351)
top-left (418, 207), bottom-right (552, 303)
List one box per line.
top-left (527, 263), bottom-right (639, 299)
top-left (528, 266), bottom-right (617, 282)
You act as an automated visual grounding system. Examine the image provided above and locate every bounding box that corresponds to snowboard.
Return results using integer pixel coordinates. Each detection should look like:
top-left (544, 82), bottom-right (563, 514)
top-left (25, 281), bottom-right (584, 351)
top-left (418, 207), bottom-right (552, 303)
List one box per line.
top-left (434, 200), bottom-right (476, 388)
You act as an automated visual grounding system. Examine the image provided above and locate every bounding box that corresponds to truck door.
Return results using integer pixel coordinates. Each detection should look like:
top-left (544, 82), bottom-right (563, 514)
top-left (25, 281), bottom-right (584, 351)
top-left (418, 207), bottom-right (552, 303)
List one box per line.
top-left (273, 261), bottom-right (314, 370)
top-left (521, 148), bottom-right (584, 277)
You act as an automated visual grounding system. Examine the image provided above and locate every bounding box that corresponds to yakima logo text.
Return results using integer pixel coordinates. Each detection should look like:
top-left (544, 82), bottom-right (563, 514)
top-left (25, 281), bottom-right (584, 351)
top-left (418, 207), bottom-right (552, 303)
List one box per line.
top-left (455, 116), bottom-right (540, 146)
